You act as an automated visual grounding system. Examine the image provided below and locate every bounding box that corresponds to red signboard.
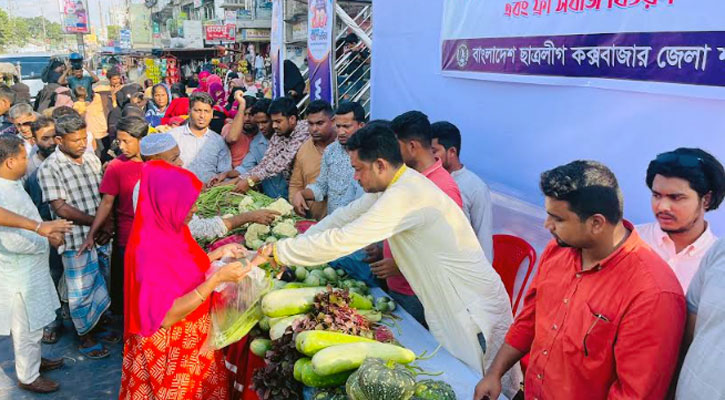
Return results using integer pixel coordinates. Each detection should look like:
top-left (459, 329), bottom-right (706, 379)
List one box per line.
top-left (205, 24), bottom-right (236, 42)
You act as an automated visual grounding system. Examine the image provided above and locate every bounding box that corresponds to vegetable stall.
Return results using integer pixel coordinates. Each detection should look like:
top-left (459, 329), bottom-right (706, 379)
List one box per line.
top-left (194, 186), bottom-right (488, 400)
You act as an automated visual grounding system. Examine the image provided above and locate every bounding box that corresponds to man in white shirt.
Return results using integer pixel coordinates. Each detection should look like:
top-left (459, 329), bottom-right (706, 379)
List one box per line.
top-left (256, 123), bottom-right (520, 397)
top-left (638, 148), bottom-right (725, 291)
top-left (430, 121), bottom-right (494, 263)
top-left (0, 135), bottom-right (63, 393)
top-left (168, 92), bottom-right (232, 184)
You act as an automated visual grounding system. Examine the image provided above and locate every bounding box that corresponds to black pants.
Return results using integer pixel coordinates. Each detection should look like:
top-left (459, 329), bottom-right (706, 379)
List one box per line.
top-left (109, 245), bottom-right (125, 316)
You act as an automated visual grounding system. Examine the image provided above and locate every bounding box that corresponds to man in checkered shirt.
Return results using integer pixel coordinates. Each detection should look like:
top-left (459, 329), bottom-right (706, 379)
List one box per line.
top-left (37, 113), bottom-right (115, 359)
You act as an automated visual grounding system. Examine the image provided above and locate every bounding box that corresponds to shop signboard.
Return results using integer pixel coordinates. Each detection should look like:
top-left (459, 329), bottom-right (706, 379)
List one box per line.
top-left (205, 24), bottom-right (236, 42)
top-left (307, 0), bottom-right (335, 103)
top-left (58, 0), bottom-right (90, 34)
top-left (242, 29), bottom-right (271, 41)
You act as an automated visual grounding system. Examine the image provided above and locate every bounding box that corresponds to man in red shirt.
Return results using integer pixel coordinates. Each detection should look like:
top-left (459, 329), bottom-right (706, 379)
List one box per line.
top-left (474, 160), bottom-right (686, 400)
top-left (367, 112), bottom-right (463, 326)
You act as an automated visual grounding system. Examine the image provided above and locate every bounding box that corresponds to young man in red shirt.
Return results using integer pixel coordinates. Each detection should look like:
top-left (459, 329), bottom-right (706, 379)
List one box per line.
top-left (475, 160), bottom-right (686, 400)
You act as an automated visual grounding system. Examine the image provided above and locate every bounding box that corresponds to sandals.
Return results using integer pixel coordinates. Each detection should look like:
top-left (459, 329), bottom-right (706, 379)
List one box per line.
top-left (78, 342), bottom-right (110, 359)
top-left (42, 326), bottom-right (61, 344)
top-left (95, 329), bottom-right (121, 344)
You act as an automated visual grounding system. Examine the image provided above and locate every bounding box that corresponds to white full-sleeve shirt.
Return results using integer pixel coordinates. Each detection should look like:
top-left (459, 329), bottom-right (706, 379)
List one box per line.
top-left (274, 166), bottom-right (521, 397)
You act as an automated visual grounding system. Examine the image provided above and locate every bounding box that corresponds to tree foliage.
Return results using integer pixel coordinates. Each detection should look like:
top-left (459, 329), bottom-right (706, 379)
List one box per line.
top-left (0, 9), bottom-right (72, 51)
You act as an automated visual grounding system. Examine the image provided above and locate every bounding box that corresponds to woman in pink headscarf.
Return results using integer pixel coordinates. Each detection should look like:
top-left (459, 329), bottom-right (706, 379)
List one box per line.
top-left (119, 160), bottom-right (252, 399)
top-left (194, 70), bottom-right (212, 93)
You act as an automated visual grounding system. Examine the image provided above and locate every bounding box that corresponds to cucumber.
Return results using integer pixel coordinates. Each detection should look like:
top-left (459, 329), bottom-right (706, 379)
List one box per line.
top-left (250, 338), bottom-right (271, 357)
top-left (296, 330), bottom-right (378, 357)
top-left (311, 342), bottom-right (416, 376)
top-left (294, 358), bottom-right (352, 388)
top-left (261, 287), bottom-right (326, 318)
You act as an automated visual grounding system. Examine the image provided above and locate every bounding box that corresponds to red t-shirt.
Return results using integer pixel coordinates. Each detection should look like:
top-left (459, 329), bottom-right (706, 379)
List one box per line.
top-left (386, 160), bottom-right (463, 295)
top-left (506, 222), bottom-right (685, 399)
top-left (99, 155), bottom-right (144, 247)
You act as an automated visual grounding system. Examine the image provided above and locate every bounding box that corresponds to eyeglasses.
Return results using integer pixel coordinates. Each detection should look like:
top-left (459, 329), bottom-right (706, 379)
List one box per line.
top-left (654, 152), bottom-right (703, 168)
top-left (15, 121), bottom-right (33, 127)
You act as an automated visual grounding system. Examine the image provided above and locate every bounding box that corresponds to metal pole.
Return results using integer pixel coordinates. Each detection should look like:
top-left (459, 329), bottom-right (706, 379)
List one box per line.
top-left (77, 34), bottom-right (86, 58)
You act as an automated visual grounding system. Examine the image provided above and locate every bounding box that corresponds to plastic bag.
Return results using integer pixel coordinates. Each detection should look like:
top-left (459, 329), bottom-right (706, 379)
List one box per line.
top-left (207, 255), bottom-right (274, 349)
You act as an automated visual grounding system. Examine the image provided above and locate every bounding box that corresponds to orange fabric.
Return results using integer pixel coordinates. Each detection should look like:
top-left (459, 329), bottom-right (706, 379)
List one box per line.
top-left (506, 221), bottom-right (686, 400)
top-left (119, 311), bottom-right (229, 399)
top-left (288, 138), bottom-right (327, 221)
top-left (222, 123), bottom-right (253, 168)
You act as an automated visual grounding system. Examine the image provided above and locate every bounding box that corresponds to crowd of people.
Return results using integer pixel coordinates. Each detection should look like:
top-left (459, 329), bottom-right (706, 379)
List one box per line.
top-left (0, 59), bottom-right (724, 400)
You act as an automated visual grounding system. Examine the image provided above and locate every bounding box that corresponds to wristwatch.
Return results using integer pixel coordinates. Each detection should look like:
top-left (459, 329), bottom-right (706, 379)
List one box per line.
top-left (247, 176), bottom-right (255, 188)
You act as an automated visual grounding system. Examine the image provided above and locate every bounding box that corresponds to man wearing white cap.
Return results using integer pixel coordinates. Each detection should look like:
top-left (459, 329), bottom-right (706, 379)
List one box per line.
top-left (132, 134), bottom-right (279, 240)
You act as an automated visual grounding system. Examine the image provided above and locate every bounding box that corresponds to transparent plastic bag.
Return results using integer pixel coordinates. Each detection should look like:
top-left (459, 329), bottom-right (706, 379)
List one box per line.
top-left (207, 255), bottom-right (274, 349)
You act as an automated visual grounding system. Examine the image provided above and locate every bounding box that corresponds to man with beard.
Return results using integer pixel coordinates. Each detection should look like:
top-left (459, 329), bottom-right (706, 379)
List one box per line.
top-left (475, 160), bottom-right (686, 400)
top-left (288, 100), bottom-right (337, 220)
top-left (36, 113), bottom-right (113, 359)
top-left (638, 148), bottom-right (725, 291)
top-left (223, 92), bottom-right (258, 168)
top-left (25, 117), bottom-right (67, 344)
top-left (168, 92), bottom-right (232, 184)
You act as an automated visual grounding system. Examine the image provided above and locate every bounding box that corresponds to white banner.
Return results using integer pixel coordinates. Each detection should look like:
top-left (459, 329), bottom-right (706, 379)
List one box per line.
top-left (441, 1), bottom-right (725, 99)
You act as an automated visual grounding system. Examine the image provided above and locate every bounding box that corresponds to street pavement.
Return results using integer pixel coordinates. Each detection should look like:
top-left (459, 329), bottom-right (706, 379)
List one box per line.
top-left (0, 319), bottom-right (123, 400)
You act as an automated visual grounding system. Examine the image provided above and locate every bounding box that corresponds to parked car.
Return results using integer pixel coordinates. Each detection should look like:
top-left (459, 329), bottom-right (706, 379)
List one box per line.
top-left (0, 53), bottom-right (59, 100)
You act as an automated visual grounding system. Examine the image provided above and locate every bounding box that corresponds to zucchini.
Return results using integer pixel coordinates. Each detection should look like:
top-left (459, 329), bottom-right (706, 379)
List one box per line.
top-left (261, 287), bottom-right (326, 318)
top-left (296, 330), bottom-right (378, 356)
top-left (311, 342), bottom-right (416, 376)
top-left (294, 358), bottom-right (352, 388)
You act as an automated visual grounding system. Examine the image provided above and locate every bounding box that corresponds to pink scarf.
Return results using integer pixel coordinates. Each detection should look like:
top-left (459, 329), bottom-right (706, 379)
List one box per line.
top-left (124, 161), bottom-right (209, 337)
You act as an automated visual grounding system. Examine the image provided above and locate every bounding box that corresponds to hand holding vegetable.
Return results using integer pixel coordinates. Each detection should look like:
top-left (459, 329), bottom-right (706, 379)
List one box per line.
top-left (370, 257), bottom-right (401, 279)
top-left (206, 171), bottom-right (230, 189)
top-left (363, 243), bottom-right (383, 263)
top-left (212, 261), bottom-right (252, 284)
top-left (245, 209), bottom-right (280, 225)
top-left (208, 243), bottom-right (248, 261)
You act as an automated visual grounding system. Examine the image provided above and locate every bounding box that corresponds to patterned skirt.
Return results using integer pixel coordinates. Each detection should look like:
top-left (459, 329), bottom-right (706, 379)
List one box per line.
top-left (119, 312), bottom-right (229, 400)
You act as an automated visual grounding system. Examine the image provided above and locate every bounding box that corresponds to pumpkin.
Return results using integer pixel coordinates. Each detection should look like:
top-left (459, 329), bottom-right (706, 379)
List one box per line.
top-left (346, 357), bottom-right (416, 400)
top-left (312, 387), bottom-right (347, 400)
top-left (412, 379), bottom-right (457, 400)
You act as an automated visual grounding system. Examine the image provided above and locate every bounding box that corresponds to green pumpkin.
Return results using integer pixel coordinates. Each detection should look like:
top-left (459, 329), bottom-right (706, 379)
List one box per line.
top-left (412, 379), bottom-right (457, 400)
top-left (312, 387), bottom-right (347, 400)
top-left (346, 370), bottom-right (367, 400)
top-left (353, 357), bottom-right (416, 400)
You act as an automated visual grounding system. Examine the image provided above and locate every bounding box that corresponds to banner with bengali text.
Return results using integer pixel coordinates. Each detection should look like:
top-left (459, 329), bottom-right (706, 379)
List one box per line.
top-left (441, 0), bottom-right (725, 98)
top-left (307, 0), bottom-right (335, 104)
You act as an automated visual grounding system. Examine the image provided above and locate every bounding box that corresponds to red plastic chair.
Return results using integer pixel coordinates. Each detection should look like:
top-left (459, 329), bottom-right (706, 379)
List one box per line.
top-left (492, 234), bottom-right (537, 374)
top-left (491, 234), bottom-right (537, 317)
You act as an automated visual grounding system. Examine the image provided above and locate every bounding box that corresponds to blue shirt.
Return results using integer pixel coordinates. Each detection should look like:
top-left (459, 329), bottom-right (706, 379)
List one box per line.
top-left (307, 140), bottom-right (364, 215)
top-left (67, 75), bottom-right (94, 101)
top-left (236, 133), bottom-right (288, 199)
top-left (169, 124), bottom-right (232, 184)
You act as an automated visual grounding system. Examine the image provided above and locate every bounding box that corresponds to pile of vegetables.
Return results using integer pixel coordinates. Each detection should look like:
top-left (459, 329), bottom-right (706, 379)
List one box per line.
top-left (194, 185), bottom-right (304, 249)
top-left (249, 282), bottom-right (454, 400)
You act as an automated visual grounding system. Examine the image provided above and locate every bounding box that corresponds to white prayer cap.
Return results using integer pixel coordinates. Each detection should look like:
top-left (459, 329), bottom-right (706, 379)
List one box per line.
top-left (140, 133), bottom-right (177, 156)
